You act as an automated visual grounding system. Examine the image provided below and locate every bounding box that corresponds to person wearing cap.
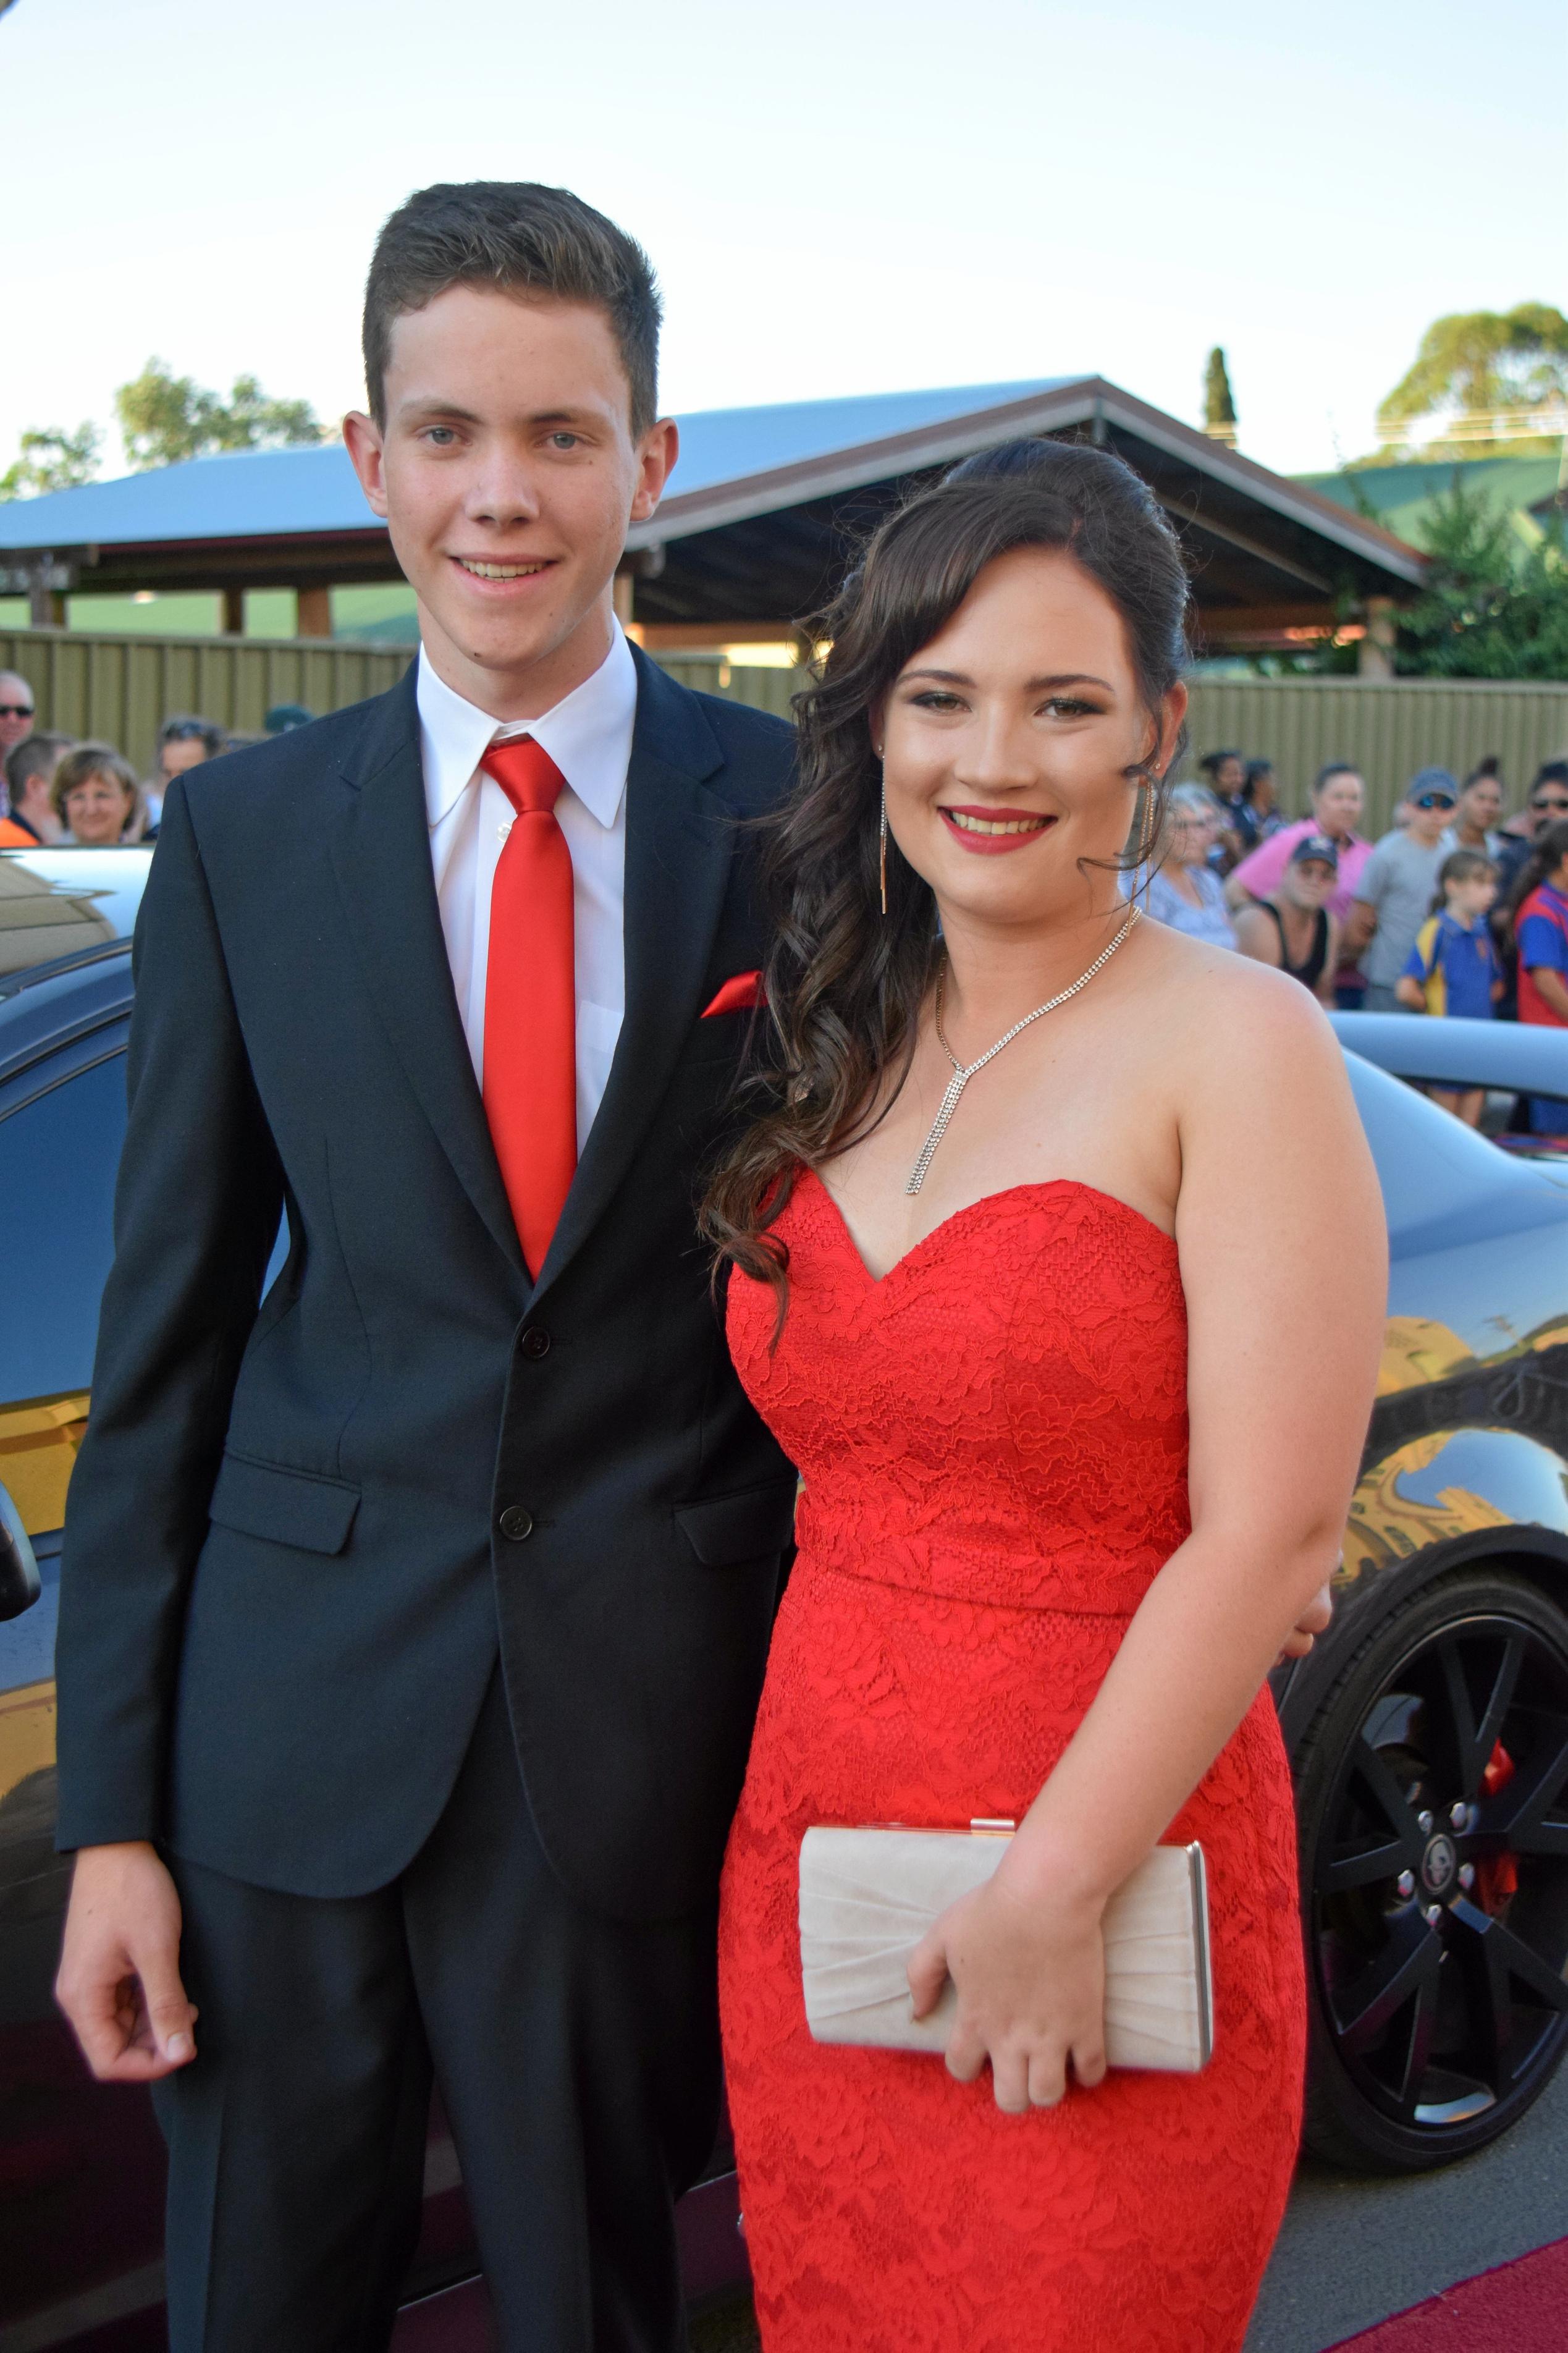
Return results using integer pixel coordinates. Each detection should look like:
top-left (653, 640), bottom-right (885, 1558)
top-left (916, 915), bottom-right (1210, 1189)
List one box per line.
top-left (1224, 764), bottom-right (1372, 925)
top-left (1342, 769), bottom-right (1459, 1012)
top-left (264, 703), bottom-right (316, 735)
top-left (1233, 834), bottom-right (1341, 1003)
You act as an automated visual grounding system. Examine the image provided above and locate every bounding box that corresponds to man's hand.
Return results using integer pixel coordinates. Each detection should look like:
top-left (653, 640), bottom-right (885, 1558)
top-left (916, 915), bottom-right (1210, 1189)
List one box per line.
top-left (55, 1841), bottom-right (198, 2082)
top-left (1276, 1581), bottom-right (1333, 1665)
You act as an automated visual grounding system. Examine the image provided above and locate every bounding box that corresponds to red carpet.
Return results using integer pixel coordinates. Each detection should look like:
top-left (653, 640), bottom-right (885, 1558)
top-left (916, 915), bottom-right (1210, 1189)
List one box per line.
top-left (1330, 2236), bottom-right (1568, 2349)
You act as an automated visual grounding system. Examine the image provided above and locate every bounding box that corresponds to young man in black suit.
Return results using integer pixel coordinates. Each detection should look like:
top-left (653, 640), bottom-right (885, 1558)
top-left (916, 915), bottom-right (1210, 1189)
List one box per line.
top-left (53, 182), bottom-right (798, 2353)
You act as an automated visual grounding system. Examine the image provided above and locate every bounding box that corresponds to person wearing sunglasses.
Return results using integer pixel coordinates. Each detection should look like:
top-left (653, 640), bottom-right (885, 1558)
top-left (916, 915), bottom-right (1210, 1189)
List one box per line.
top-left (0, 673), bottom-right (37, 779)
top-left (1494, 762), bottom-right (1568, 903)
top-left (1342, 767), bottom-right (1460, 1010)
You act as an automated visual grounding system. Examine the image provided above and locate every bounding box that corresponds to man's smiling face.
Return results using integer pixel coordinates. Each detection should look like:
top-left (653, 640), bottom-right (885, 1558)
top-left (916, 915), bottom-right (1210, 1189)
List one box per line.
top-left (344, 285), bottom-right (675, 717)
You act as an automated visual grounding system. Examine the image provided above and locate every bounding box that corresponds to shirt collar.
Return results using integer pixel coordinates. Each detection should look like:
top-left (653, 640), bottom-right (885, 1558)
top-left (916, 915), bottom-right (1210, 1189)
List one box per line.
top-left (416, 620), bottom-right (638, 833)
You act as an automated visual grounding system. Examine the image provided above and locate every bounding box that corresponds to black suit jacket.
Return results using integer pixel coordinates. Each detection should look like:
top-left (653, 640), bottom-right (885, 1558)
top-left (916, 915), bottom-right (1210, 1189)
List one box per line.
top-left (55, 649), bottom-right (798, 1921)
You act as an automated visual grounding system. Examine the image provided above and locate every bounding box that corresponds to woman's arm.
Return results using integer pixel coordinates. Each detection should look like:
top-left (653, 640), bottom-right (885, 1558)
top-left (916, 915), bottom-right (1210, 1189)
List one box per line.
top-left (911, 974), bottom-right (1386, 2111)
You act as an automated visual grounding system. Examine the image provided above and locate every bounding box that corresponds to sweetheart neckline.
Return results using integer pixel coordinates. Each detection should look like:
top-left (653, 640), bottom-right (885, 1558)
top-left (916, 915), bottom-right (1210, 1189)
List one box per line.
top-left (799, 1168), bottom-right (1178, 1290)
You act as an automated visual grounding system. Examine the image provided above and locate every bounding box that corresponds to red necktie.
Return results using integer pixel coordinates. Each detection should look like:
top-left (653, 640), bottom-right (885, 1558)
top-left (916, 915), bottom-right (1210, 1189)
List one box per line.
top-left (481, 736), bottom-right (576, 1277)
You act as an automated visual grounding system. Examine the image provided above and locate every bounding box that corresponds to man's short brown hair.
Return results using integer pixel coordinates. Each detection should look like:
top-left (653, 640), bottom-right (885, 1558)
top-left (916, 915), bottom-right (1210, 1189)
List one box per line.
top-left (363, 182), bottom-right (662, 436)
top-left (5, 730), bottom-right (73, 801)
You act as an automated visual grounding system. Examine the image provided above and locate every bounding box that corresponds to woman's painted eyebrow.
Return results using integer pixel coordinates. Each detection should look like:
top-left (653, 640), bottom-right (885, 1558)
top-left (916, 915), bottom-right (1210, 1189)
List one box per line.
top-left (898, 667), bottom-right (1115, 693)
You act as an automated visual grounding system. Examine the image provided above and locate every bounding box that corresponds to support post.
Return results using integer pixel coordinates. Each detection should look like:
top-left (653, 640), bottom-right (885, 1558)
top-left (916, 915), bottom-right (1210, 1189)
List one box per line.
top-left (1359, 598), bottom-right (1397, 680)
top-left (612, 570), bottom-right (636, 627)
top-left (221, 588), bottom-right (245, 637)
top-left (295, 585), bottom-right (332, 639)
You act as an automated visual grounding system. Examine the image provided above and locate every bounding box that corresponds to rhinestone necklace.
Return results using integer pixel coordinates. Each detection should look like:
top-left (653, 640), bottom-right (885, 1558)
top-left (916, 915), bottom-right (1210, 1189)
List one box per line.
top-left (905, 905), bottom-right (1142, 1196)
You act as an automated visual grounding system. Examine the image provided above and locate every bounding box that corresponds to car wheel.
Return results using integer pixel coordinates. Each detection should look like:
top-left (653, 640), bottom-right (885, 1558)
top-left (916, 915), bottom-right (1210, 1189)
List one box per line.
top-left (1294, 1568), bottom-right (1568, 2173)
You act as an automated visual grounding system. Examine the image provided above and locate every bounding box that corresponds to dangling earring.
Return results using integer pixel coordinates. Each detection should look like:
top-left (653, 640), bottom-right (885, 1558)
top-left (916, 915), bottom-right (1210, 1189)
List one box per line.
top-left (877, 748), bottom-right (888, 918)
top-left (1139, 769), bottom-right (1161, 872)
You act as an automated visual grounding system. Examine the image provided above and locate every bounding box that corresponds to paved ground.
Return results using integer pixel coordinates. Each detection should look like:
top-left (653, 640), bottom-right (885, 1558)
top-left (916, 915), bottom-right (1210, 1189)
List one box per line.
top-left (1246, 2061), bottom-right (1568, 2351)
top-left (688, 2059), bottom-right (1568, 2353)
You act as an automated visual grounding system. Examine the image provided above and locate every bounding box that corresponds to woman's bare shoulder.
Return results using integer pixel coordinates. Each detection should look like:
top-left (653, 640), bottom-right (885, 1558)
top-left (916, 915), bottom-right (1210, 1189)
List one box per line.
top-left (1131, 920), bottom-right (1343, 1086)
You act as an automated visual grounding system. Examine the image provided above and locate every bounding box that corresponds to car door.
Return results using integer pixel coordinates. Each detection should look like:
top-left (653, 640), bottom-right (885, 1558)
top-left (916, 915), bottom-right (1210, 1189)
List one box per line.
top-left (0, 1007), bottom-right (179, 2348)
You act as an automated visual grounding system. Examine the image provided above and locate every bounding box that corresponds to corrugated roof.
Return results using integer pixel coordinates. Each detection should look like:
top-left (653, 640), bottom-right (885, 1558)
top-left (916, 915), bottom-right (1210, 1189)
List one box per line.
top-left (0, 379), bottom-right (1069, 553)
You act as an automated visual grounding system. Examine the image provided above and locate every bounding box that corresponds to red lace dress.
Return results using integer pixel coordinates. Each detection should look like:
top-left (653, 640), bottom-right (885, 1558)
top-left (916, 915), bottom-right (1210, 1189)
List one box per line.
top-left (719, 1175), bottom-right (1305, 2353)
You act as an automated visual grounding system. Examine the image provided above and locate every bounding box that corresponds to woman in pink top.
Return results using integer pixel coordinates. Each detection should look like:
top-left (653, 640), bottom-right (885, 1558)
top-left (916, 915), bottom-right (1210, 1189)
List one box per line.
top-left (1226, 763), bottom-right (1372, 926)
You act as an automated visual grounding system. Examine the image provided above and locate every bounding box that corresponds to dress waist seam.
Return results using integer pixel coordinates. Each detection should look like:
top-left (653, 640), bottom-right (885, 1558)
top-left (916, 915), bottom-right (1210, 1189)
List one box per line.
top-left (801, 1554), bottom-right (1141, 1620)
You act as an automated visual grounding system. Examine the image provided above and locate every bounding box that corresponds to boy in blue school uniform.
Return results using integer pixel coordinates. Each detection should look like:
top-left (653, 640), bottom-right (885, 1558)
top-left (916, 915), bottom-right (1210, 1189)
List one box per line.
top-left (1397, 848), bottom-right (1504, 1125)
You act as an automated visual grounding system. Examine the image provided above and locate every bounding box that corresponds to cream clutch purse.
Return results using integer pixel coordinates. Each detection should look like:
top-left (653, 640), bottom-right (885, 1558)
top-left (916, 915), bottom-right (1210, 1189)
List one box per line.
top-left (799, 1823), bottom-right (1214, 2073)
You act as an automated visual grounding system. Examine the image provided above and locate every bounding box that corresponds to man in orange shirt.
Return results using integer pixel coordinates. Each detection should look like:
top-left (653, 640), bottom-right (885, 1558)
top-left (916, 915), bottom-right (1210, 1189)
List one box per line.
top-left (1, 730), bottom-right (73, 844)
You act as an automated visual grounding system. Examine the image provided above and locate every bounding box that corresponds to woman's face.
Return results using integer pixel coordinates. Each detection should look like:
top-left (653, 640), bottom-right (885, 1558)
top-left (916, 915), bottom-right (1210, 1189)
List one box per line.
top-left (1313, 772), bottom-right (1364, 837)
top-left (1213, 755), bottom-right (1244, 797)
top-left (1250, 769), bottom-right (1276, 813)
top-left (876, 546), bottom-right (1184, 936)
top-left (64, 774), bottom-right (133, 844)
top-left (1168, 806), bottom-right (1220, 867)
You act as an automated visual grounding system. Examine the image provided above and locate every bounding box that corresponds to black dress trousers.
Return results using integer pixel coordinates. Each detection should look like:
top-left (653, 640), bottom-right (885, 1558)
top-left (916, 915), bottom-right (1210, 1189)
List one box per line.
top-left (153, 1673), bottom-right (722, 2353)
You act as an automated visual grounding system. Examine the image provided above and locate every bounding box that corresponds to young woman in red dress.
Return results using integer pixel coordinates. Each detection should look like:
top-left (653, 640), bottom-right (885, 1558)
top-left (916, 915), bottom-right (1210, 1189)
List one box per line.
top-left (704, 442), bottom-right (1386, 2352)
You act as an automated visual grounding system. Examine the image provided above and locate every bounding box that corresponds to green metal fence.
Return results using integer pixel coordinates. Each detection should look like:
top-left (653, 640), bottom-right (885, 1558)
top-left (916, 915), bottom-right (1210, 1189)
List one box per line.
top-left (0, 626), bottom-right (414, 775)
top-left (1177, 676), bottom-right (1568, 835)
top-left (5, 626), bottom-right (1565, 840)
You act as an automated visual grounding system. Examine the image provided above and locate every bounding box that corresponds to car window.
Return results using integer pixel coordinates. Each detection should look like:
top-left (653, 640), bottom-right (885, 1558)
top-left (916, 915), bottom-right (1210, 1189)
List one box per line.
top-left (0, 848), bottom-right (153, 979)
top-left (0, 1050), bottom-right (127, 1403)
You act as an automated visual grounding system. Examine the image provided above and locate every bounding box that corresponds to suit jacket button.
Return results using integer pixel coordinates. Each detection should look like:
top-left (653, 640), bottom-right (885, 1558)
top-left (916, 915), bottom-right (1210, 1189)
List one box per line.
top-left (519, 1327), bottom-right (550, 1361)
top-left (498, 1506), bottom-right (534, 1542)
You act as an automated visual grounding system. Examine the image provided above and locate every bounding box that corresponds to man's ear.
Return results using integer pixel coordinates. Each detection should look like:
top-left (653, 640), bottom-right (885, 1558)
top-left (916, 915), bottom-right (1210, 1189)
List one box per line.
top-left (343, 410), bottom-right (389, 520)
top-left (630, 418), bottom-right (678, 525)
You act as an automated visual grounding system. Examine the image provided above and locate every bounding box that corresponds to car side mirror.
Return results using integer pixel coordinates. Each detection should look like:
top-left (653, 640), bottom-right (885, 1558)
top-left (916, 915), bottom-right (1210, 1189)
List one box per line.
top-left (0, 1481), bottom-right (41, 1621)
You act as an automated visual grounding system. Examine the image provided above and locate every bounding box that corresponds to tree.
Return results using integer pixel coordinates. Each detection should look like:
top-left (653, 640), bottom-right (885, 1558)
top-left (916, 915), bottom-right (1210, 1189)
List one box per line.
top-left (114, 359), bottom-right (326, 469)
top-left (1203, 347), bottom-right (1237, 445)
top-left (0, 421), bottom-right (103, 499)
top-left (1394, 473), bottom-right (1568, 680)
top-left (1376, 305), bottom-right (1568, 457)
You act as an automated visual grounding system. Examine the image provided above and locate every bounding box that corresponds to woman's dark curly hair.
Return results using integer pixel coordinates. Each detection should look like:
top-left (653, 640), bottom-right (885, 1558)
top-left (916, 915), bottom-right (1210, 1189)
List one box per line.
top-left (699, 437), bottom-right (1192, 1325)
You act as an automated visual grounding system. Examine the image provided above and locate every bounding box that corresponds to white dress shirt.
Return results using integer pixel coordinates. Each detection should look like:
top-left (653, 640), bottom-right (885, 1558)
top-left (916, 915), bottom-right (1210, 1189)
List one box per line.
top-left (417, 623), bottom-right (638, 1153)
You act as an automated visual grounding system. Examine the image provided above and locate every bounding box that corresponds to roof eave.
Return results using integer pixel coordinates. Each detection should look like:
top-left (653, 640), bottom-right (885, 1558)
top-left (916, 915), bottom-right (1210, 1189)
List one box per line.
top-left (630, 373), bottom-right (1428, 592)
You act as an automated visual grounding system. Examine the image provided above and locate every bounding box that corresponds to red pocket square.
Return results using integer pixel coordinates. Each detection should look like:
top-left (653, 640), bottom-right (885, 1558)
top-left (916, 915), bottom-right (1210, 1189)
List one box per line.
top-left (702, 970), bottom-right (766, 1018)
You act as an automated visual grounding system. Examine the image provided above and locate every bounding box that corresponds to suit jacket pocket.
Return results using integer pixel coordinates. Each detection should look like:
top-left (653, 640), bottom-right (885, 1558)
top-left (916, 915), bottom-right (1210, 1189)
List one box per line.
top-left (208, 1451), bottom-right (361, 1556)
top-left (675, 1475), bottom-right (799, 1566)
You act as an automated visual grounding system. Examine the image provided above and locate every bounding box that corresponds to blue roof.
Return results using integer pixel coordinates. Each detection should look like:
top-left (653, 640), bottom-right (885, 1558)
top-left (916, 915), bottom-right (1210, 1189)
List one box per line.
top-left (0, 379), bottom-right (1071, 552)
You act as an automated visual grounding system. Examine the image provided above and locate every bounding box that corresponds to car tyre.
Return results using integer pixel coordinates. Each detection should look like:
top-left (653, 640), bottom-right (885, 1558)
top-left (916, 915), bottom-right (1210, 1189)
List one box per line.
top-left (1294, 1567), bottom-right (1568, 2173)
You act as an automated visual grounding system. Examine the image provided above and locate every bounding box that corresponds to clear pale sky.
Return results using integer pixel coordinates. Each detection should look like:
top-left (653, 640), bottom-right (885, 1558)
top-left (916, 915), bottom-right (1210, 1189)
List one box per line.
top-left (4, 0), bottom-right (1564, 484)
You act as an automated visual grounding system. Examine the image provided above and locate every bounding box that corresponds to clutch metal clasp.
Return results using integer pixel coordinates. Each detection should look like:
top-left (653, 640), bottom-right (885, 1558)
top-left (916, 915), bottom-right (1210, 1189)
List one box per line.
top-left (969, 1817), bottom-right (1016, 1838)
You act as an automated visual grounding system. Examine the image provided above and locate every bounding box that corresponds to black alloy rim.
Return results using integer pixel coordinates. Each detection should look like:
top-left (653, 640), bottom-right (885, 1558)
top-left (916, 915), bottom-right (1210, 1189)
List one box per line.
top-left (1310, 1609), bottom-right (1568, 2135)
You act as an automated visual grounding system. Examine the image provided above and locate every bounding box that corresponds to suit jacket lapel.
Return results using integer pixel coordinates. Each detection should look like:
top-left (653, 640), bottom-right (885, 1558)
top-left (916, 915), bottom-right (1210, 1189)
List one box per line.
top-left (326, 671), bottom-right (528, 1280)
top-left (531, 650), bottom-right (733, 1303)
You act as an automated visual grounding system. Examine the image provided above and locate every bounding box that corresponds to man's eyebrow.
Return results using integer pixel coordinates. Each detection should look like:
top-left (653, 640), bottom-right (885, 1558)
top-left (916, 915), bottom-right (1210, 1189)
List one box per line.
top-left (395, 397), bottom-right (601, 426)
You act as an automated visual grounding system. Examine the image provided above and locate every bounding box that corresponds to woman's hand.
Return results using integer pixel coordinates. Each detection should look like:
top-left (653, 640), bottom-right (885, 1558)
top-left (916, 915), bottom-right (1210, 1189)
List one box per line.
top-left (907, 1869), bottom-right (1107, 2113)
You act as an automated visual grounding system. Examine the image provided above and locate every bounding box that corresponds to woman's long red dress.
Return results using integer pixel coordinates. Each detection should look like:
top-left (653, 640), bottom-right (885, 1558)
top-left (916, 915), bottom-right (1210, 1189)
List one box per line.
top-left (719, 1175), bottom-right (1305, 2353)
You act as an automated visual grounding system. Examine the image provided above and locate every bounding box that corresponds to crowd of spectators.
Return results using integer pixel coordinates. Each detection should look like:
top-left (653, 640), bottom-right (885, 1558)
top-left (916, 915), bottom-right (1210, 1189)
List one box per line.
top-left (1139, 745), bottom-right (1568, 1126)
top-left (4, 665), bottom-right (1567, 1139)
top-left (0, 671), bottom-right (318, 848)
